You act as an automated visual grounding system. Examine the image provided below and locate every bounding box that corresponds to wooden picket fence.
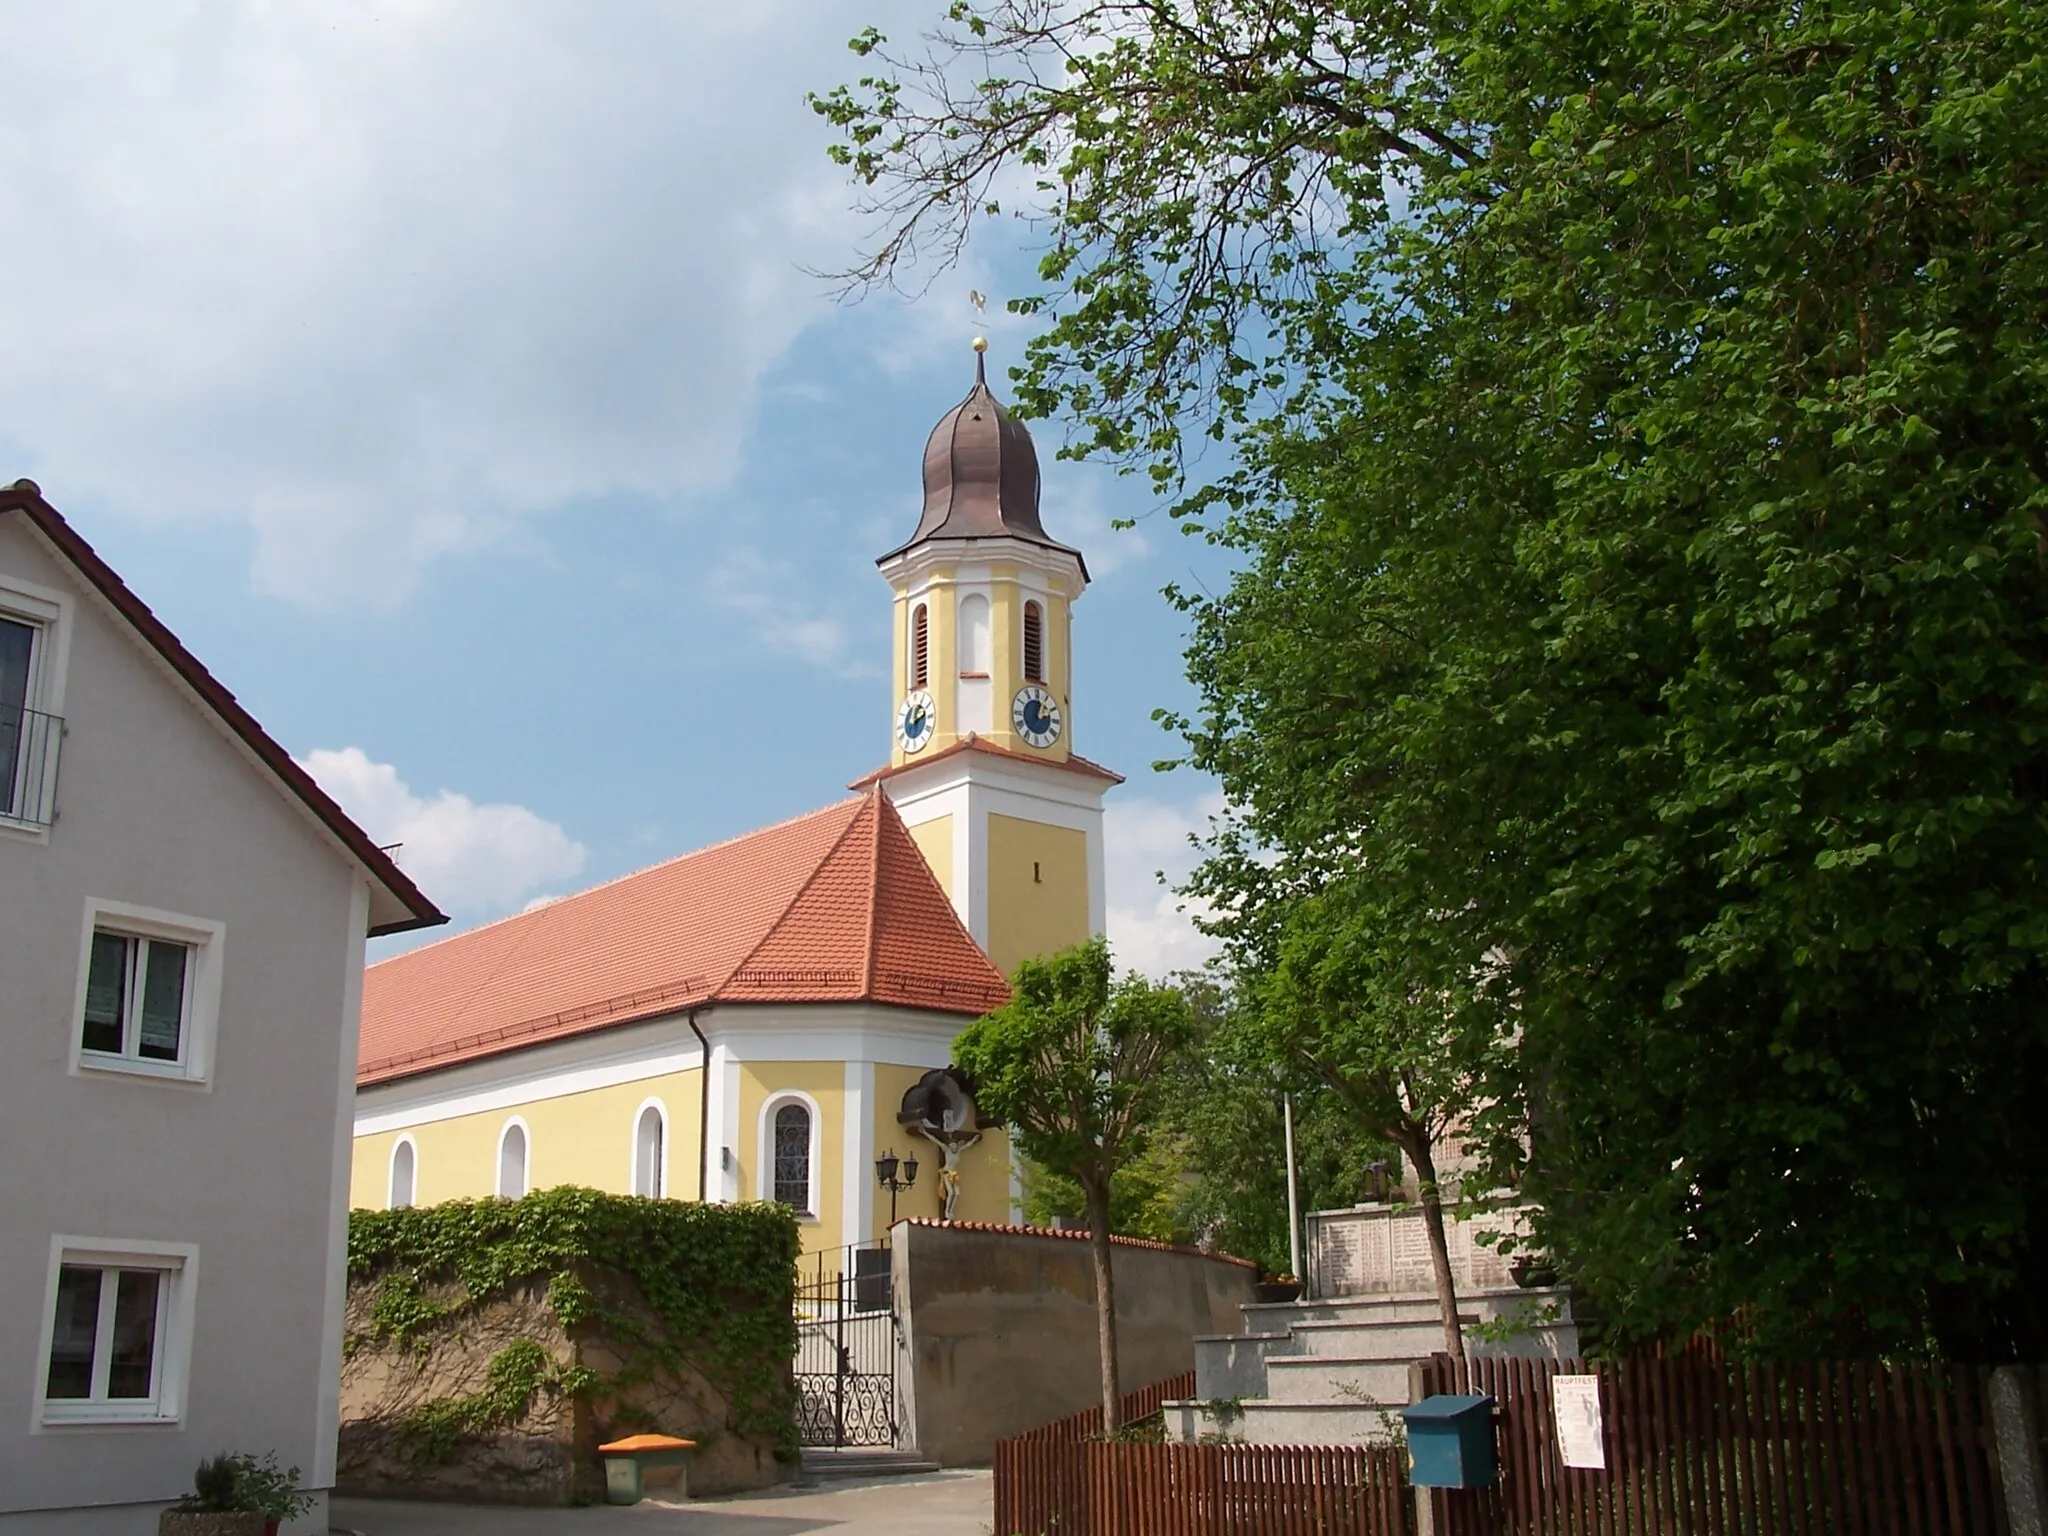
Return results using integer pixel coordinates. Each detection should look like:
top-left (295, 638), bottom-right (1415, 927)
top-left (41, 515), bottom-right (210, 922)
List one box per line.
top-left (1083, 1441), bottom-right (1411, 1536)
top-left (994, 1370), bottom-right (1197, 1536)
top-left (1418, 1353), bottom-right (2041, 1536)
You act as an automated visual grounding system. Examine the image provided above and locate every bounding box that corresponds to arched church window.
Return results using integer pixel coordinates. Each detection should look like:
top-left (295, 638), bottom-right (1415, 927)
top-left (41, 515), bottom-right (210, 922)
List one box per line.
top-left (959, 593), bottom-right (992, 676)
top-left (633, 1102), bottom-right (665, 1198)
top-left (497, 1120), bottom-right (529, 1200)
top-left (772, 1101), bottom-right (813, 1214)
top-left (911, 603), bottom-right (930, 690)
top-left (388, 1137), bottom-right (416, 1210)
top-left (1023, 601), bottom-right (1045, 683)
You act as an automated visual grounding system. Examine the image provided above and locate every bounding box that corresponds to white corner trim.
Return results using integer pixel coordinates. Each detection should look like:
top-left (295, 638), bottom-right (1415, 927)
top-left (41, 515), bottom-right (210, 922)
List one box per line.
top-left (69, 897), bottom-right (226, 1090)
top-left (31, 1234), bottom-right (201, 1434)
top-left (756, 1089), bottom-right (824, 1219)
top-left (843, 1061), bottom-right (874, 1246)
top-left (315, 879), bottom-right (370, 1488)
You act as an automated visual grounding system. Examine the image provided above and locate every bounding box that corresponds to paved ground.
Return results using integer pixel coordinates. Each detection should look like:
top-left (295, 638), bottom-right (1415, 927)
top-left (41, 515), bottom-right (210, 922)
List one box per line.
top-left (331, 1471), bottom-right (993, 1536)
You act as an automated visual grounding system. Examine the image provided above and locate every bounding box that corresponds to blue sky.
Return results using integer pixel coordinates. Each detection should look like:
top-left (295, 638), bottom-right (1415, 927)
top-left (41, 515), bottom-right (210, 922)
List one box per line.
top-left (0, 1), bottom-right (1229, 974)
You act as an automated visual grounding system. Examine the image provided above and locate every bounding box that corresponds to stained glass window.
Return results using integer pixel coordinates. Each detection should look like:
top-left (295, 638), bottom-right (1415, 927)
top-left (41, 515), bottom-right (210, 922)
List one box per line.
top-left (773, 1102), bottom-right (812, 1212)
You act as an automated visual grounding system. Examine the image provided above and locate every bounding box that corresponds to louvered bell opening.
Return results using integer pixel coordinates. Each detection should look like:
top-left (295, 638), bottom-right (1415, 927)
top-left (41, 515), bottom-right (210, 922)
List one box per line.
top-left (911, 603), bottom-right (930, 689)
top-left (1023, 601), bottom-right (1044, 684)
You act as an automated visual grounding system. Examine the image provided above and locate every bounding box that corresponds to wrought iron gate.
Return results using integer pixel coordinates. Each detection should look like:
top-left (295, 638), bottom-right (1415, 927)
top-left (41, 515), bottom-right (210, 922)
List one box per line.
top-left (793, 1243), bottom-right (899, 1448)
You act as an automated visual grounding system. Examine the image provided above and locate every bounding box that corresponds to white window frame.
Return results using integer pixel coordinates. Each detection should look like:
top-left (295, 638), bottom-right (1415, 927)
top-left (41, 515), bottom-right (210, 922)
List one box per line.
top-left (69, 899), bottom-right (225, 1088)
top-left (0, 572), bottom-right (71, 843)
top-left (31, 1235), bottom-right (198, 1432)
top-left (630, 1098), bottom-right (668, 1199)
top-left (496, 1117), bottom-right (530, 1199)
top-left (388, 1134), bottom-right (418, 1210)
top-left (757, 1090), bottom-right (822, 1221)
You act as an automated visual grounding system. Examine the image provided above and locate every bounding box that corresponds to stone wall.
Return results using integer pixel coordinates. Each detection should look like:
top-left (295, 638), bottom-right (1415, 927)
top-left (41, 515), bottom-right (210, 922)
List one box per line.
top-left (892, 1220), bottom-right (1258, 1464)
top-left (337, 1266), bottom-right (787, 1504)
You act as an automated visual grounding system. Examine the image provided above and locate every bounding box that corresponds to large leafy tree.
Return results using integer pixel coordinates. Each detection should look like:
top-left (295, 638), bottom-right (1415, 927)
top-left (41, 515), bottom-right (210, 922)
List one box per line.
top-left (824, 0), bottom-right (2048, 1358)
top-left (954, 939), bottom-right (1197, 1426)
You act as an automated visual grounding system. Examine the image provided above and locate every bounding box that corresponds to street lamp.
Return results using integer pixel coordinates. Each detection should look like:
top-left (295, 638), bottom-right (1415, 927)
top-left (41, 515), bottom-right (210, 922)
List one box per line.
top-left (875, 1148), bottom-right (919, 1227)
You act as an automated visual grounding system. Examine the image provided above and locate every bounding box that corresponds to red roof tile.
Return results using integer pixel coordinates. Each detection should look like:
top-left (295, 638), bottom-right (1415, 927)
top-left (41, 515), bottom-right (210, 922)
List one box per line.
top-left (358, 791), bottom-right (1009, 1086)
top-left (849, 732), bottom-right (1124, 790)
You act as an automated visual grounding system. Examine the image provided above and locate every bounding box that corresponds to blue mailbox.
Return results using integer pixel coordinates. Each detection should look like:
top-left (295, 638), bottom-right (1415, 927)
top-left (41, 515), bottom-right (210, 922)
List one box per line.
top-left (1401, 1394), bottom-right (1497, 1488)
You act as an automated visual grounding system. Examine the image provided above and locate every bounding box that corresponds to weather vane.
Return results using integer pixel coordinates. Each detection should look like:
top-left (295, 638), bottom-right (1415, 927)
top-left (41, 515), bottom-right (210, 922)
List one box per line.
top-left (969, 289), bottom-right (989, 368)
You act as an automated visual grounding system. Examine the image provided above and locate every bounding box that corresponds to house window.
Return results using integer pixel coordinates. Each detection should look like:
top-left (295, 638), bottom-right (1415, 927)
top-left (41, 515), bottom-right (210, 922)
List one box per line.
top-left (1023, 601), bottom-right (1045, 683)
top-left (71, 901), bottom-right (223, 1086)
top-left (36, 1239), bottom-right (195, 1427)
top-left (0, 576), bottom-right (69, 832)
top-left (633, 1103), bottom-right (665, 1198)
top-left (389, 1138), bottom-right (417, 1209)
top-left (497, 1120), bottom-right (529, 1199)
top-left (910, 603), bottom-right (930, 690)
top-left (770, 1100), bottom-right (814, 1215)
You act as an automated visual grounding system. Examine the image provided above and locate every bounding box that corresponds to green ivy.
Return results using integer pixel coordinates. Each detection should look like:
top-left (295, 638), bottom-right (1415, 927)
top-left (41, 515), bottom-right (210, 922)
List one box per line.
top-left (349, 1188), bottom-right (800, 1460)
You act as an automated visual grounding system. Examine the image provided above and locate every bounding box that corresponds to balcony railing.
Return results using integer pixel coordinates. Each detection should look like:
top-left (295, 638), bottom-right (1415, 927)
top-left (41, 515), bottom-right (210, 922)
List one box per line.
top-left (0, 704), bottom-right (63, 828)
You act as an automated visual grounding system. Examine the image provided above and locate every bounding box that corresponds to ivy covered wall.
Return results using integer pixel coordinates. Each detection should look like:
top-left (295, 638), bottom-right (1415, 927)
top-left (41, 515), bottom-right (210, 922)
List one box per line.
top-left (339, 1188), bottom-right (800, 1504)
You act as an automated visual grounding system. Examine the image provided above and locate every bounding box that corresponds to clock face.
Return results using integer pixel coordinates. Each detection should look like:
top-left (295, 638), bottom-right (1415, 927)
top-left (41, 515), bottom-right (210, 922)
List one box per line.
top-left (1012, 685), bottom-right (1063, 748)
top-left (896, 690), bottom-right (937, 753)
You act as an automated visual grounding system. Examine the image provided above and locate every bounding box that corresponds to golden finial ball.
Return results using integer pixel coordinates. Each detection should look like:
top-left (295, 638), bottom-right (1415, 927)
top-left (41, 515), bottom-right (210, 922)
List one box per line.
top-left (972, 336), bottom-right (989, 353)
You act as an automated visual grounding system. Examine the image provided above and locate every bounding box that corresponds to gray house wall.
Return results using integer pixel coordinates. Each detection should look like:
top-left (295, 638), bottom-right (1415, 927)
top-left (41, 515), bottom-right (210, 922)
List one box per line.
top-left (0, 516), bottom-right (373, 1533)
top-left (891, 1221), bottom-right (1257, 1464)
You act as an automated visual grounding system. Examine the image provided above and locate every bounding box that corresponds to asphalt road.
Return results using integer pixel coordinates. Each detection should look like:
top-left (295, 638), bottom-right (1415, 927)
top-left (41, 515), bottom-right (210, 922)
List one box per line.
top-left (332, 1471), bottom-right (993, 1536)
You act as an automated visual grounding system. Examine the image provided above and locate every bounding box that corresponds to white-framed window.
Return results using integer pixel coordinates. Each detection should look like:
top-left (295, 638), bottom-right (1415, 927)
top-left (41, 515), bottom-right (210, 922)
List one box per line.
top-left (0, 572), bottom-right (71, 835)
top-left (497, 1118), bottom-right (529, 1199)
top-left (388, 1136), bottom-right (417, 1210)
top-left (33, 1236), bottom-right (197, 1429)
top-left (70, 900), bottom-right (224, 1086)
top-left (757, 1092), bottom-right (820, 1219)
top-left (632, 1100), bottom-right (666, 1199)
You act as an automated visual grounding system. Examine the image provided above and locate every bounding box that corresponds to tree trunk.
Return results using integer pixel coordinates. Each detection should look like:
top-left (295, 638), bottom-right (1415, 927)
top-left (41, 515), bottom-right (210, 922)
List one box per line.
top-left (1403, 1129), bottom-right (1467, 1363)
top-left (1083, 1174), bottom-right (1123, 1430)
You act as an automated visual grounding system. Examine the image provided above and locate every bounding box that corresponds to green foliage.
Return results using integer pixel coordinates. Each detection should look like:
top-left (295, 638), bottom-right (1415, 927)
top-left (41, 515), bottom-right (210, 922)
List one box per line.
top-left (349, 1187), bottom-right (801, 1458)
top-left (823, 0), bottom-right (2048, 1359)
top-left (179, 1451), bottom-right (310, 1519)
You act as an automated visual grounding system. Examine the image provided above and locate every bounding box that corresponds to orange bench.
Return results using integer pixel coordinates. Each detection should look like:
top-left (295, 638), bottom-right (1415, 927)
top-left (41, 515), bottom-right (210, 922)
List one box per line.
top-left (597, 1433), bottom-right (697, 1505)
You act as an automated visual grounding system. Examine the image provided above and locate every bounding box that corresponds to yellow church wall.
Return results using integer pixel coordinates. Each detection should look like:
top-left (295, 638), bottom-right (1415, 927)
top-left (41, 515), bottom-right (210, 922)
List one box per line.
top-left (736, 1060), bottom-right (846, 1260)
top-left (906, 814), bottom-right (954, 899)
top-left (984, 812), bottom-right (1092, 978)
top-left (348, 1068), bottom-right (705, 1209)
top-left (871, 1062), bottom-right (1015, 1234)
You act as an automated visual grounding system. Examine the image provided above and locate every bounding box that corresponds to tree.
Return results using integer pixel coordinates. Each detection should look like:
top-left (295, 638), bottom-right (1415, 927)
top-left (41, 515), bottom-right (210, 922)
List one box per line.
top-left (954, 939), bottom-right (1197, 1427)
top-left (823, 1), bottom-right (2048, 1359)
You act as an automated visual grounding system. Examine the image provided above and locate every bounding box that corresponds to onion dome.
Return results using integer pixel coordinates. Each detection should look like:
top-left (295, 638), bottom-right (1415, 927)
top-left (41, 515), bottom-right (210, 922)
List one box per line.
top-left (880, 342), bottom-right (1085, 572)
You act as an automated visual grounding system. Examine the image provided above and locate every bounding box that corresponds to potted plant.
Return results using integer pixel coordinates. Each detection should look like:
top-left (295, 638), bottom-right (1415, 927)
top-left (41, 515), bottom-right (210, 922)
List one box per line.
top-left (1255, 1272), bottom-right (1305, 1304)
top-left (159, 1452), bottom-right (311, 1536)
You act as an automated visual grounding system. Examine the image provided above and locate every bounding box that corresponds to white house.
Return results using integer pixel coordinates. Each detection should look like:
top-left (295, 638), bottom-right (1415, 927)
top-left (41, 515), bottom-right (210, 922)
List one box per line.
top-left (0, 480), bottom-right (444, 1533)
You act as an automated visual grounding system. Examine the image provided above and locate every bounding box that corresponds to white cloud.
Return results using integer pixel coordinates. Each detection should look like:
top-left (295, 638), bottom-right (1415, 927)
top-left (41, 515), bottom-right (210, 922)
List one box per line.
top-left (1104, 791), bottom-right (1224, 979)
top-left (706, 546), bottom-right (878, 679)
top-left (0, 1), bottom-right (929, 605)
top-left (301, 746), bottom-right (586, 916)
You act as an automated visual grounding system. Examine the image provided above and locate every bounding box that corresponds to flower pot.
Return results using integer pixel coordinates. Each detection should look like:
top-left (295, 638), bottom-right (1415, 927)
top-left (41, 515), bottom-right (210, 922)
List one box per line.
top-left (1255, 1279), bottom-right (1304, 1304)
top-left (159, 1513), bottom-right (266, 1536)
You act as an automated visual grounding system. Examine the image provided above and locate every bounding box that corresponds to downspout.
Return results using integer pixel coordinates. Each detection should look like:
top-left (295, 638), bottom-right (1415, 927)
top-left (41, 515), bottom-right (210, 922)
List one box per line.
top-left (688, 1008), bottom-right (712, 1203)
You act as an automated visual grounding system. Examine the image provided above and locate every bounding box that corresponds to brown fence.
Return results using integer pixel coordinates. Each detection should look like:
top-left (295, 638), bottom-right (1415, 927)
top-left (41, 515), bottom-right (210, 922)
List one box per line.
top-left (994, 1370), bottom-right (1197, 1536)
top-left (1418, 1353), bottom-right (2040, 1536)
top-left (1084, 1442), bottom-right (1410, 1536)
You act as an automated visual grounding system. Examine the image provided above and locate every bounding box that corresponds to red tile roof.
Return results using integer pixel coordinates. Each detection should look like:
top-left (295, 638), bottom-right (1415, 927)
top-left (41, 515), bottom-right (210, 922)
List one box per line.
top-left (0, 481), bottom-right (444, 938)
top-left (849, 731), bottom-right (1124, 790)
top-left (358, 790), bottom-right (1010, 1086)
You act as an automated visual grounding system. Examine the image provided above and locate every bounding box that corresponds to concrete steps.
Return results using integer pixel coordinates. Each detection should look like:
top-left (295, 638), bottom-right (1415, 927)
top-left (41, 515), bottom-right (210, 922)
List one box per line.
top-left (799, 1448), bottom-right (943, 1480)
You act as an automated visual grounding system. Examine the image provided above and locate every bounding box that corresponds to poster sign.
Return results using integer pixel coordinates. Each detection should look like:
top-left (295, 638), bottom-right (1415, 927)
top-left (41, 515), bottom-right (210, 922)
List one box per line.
top-left (1553, 1374), bottom-right (1606, 1469)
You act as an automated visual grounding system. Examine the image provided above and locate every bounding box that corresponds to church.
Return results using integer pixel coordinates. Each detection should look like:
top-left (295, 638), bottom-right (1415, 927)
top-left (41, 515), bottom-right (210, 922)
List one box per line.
top-left (348, 345), bottom-right (1120, 1259)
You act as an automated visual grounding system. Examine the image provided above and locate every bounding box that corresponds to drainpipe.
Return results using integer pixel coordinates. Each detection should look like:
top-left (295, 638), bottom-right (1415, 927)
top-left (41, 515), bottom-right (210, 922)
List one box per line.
top-left (1283, 1093), bottom-right (1302, 1281)
top-left (688, 1008), bottom-right (712, 1203)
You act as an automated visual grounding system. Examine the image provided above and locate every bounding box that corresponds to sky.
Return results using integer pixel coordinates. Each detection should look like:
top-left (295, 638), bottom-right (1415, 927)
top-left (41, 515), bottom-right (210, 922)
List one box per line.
top-left (0, 1), bottom-right (1230, 977)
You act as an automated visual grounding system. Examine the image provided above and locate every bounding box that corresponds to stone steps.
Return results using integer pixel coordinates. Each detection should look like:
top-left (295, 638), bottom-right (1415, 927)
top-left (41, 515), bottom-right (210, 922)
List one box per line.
top-left (799, 1448), bottom-right (943, 1480)
top-left (1263, 1355), bottom-right (1415, 1406)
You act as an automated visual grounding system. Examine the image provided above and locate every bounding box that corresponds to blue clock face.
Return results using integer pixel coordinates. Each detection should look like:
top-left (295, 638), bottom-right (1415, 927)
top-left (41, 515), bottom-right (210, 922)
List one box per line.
top-left (897, 690), bottom-right (937, 753)
top-left (1012, 685), bottom-right (1062, 748)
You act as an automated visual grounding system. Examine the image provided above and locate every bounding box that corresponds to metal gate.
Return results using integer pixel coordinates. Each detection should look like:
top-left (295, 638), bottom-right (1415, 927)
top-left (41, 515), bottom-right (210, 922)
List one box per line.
top-left (793, 1243), bottom-right (899, 1447)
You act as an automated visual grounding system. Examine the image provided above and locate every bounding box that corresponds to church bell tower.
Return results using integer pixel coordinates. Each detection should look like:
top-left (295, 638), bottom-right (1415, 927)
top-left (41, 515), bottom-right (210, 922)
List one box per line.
top-left (855, 341), bottom-right (1118, 981)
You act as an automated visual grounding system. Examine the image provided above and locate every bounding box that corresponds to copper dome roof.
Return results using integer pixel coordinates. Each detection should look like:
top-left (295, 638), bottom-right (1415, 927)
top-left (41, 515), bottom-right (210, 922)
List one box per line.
top-left (879, 354), bottom-right (1085, 571)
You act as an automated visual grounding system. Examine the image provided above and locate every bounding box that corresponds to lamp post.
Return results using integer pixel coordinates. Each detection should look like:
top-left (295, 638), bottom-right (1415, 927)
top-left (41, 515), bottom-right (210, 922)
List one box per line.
top-left (874, 1148), bottom-right (919, 1228)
